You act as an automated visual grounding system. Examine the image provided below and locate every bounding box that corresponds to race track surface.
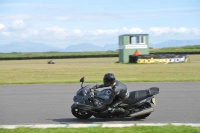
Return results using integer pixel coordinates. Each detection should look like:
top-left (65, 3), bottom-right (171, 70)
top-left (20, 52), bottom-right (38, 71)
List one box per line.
top-left (0, 82), bottom-right (200, 125)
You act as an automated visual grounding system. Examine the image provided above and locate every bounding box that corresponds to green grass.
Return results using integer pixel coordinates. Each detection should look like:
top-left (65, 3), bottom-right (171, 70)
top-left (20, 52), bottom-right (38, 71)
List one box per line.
top-left (0, 55), bottom-right (199, 84)
top-left (0, 45), bottom-right (199, 59)
top-left (0, 125), bottom-right (200, 133)
top-left (150, 45), bottom-right (200, 53)
top-left (0, 51), bottom-right (118, 58)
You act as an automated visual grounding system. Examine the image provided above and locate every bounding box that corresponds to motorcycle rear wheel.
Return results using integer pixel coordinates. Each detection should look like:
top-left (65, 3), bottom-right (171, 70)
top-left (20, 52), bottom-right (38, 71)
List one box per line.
top-left (71, 108), bottom-right (92, 119)
top-left (134, 102), bottom-right (152, 119)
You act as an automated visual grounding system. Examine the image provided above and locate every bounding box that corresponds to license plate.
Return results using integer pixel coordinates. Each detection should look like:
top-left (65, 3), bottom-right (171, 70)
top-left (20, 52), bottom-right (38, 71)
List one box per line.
top-left (151, 97), bottom-right (156, 105)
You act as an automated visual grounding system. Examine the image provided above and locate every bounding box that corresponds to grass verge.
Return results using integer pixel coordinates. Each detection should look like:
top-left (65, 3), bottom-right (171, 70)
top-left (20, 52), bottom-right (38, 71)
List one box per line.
top-left (0, 125), bottom-right (200, 133)
top-left (0, 55), bottom-right (199, 84)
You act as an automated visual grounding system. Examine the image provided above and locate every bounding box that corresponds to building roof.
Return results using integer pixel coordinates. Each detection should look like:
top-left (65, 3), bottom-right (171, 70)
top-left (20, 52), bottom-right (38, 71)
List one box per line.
top-left (119, 34), bottom-right (148, 37)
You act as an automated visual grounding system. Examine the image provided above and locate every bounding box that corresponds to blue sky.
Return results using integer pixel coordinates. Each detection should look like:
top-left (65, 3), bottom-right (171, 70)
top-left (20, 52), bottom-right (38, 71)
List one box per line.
top-left (0, 0), bottom-right (200, 48)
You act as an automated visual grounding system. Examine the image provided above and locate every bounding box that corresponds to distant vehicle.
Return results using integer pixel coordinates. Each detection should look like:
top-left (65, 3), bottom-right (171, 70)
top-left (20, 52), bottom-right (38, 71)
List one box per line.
top-left (47, 60), bottom-right (55, 64)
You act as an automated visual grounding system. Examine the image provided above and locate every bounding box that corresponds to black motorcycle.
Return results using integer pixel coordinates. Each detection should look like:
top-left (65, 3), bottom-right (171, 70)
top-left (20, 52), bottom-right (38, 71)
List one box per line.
top-left (71, 77), bottom-right (159, 119)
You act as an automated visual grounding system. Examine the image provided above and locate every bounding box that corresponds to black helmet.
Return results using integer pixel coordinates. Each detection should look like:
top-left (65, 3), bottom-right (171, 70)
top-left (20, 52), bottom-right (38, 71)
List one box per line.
top-left (103, 73), bottom-right (116, 87)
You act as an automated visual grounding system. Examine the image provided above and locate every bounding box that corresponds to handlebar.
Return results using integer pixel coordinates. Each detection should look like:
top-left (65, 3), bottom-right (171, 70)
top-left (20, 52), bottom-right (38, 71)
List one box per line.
top-left (90, 88), bottom-right (95, 97)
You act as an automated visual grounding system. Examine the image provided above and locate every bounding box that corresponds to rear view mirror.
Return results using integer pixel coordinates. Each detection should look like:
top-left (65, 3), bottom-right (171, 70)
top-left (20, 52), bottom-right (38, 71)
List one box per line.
top-left (80, 77), bottom-right (85, 83)
top-left (80, 77), bottom-right (85, 88)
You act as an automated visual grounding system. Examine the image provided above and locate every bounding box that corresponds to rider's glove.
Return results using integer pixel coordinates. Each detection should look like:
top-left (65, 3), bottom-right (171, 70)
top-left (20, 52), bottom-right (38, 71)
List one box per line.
top-left (92, 85), bottom-right (98, 89)
top-left (92, 84), bottom-right (103, 89)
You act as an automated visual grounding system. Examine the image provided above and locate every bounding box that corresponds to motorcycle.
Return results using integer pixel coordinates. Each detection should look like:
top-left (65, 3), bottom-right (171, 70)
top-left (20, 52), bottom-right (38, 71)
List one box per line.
top-left (71, 77), bottom-right (159, 119)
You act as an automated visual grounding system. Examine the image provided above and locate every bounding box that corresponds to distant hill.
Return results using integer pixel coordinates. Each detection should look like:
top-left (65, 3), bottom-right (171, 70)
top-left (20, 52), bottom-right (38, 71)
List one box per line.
top-left (65, 43), bottom-right (105, 52)
top-left (150, 39), bottom-right (200, 48)
top-left (0, 41), bottom-right (62, 53)
top-left (1, 39), bottom-right (200, 53)
top-left (65, 43), bottom-right (118, 52)
top-left (103, 43), bottom-right (118, 51)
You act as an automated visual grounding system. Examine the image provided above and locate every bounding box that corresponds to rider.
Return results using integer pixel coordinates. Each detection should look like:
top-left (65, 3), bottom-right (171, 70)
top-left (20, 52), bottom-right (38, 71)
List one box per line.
top-left (93, 72), bottom-right (130, 117)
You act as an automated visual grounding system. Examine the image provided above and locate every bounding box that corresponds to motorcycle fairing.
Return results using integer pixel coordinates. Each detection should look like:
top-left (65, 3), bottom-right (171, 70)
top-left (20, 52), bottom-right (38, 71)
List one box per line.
top-left (71, 102), bottom-right (93, 110)
top-left (95, 88), bottom-right (115, 105)
top-left (73, 86), bottom-right (114, 111)
top-left (73, 85), bottom-right (92, 103)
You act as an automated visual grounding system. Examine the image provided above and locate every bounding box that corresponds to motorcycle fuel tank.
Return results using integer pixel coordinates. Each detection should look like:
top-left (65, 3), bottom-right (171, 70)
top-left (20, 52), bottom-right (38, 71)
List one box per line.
top-left (96, 88), bottom-right (115, 104)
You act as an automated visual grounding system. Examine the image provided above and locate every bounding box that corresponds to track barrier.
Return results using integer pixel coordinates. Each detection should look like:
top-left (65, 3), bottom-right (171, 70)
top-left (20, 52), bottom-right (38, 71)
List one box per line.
top-left (129, 54), bottom-right (189, 64)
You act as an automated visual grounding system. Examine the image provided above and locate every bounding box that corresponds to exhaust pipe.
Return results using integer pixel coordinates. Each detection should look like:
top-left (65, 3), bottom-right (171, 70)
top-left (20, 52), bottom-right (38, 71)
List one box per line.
top-left (130, 107), bottom-right (154, 118)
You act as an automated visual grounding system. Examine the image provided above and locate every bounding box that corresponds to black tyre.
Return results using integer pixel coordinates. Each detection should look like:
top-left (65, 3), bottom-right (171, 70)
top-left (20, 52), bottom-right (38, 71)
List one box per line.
top-left (71, 108), bottom-right (92, 119)
top-left (93, 114), bottom-right (100, 118)
top-left (134, 103), bottom-right (152, 119)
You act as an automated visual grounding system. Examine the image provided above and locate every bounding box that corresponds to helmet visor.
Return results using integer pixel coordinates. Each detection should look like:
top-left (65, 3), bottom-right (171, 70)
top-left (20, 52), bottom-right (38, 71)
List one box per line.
top-left (104, 78), bottom-right (115, 86)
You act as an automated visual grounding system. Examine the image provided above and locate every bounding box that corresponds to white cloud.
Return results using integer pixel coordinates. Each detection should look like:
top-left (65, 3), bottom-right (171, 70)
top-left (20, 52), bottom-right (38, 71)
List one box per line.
top-left (191, 28), bottom-right (200, 35)
top-left (149, 27), bottom-right (200, 36)
top-left (73, 29), bottom-right (84, 36)
top-left (0, 23), bottom-right (5, 29)
top-left (19, 29), bottom-right (39, 39)
top-left (1, 24), bottom-right (200, 47)
top-left (122, 27), bottom-right (144, 33)
top-left (45, 26), bottom-right (65, 33)
top-left (172, 27), bottom-right (200, 35)
top-left (12, 19), bottom-right (25, 30)
top-left (87, 27), bottom-right (144, 36)
top-left (30, 30), bottom-right (39, 35)
top-left (149, 27), bottom-right (171, 35)
top-left (1, 31), bottom-right (10, 36)
top-left (171, 27), bottom-right (193, 34)
top-left (0, 24), bottom-right (9, 37)
top-left (89, 29), bottom-right (119, 35)
top-left (43, 26), bottom-right (69, 39)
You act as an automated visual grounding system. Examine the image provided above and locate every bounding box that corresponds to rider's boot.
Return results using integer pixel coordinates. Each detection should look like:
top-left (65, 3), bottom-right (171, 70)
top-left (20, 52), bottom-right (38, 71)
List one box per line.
top-left (99, 106), bottom-right (115, 117)
top-left (115, 108), bottom-right (130, 117)
top-left (122, 110), bottom-right (130, 117)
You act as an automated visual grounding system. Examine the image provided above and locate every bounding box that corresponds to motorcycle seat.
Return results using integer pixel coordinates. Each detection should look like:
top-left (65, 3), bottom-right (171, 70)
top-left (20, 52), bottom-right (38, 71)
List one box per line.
top-left (124, 89), bottom-right (149, 104)
top-left (149, 87), bottom-right (159, 95)
top-left (123, 87), bottom-right (159, 104)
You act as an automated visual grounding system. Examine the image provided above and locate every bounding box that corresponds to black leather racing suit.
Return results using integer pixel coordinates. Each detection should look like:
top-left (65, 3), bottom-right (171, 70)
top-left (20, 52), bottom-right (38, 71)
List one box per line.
top-left (96, 80), bottom-right (130, 109)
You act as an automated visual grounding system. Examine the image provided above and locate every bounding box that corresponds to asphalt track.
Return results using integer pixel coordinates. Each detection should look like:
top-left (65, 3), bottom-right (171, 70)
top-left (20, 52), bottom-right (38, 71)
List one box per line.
top-left (0, 82), bottom-right (200, 125)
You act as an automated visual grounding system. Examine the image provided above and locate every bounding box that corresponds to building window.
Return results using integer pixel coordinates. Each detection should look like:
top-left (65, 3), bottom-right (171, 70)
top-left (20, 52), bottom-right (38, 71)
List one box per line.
top-left (130, 36), bottom-right (136, 44)
top-left (130, 36), bottom-right (145, 44)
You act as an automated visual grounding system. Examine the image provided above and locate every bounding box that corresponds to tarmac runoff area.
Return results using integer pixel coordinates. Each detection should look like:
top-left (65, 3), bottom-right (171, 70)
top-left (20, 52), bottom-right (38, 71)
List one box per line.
top-left (1, 123), bottom-right (200, 129)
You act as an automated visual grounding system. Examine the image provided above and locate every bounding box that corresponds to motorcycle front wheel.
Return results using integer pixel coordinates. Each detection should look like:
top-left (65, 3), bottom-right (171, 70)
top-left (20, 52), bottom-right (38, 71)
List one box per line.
top-left (71, 107), bottom-right (92, 119)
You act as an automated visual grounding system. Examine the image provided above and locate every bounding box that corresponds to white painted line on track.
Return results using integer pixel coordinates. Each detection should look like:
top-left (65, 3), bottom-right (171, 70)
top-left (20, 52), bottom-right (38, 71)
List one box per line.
top-left (171, 123), bottom-right (200, 127)
top-left (136, 123), bottom-right (168, 126)
top-left (102, 124), bottom-right (135, 128)
top-left (0, 123), bottom-right (200, 129)
top-left (66, 124), bottom-right (101, 128)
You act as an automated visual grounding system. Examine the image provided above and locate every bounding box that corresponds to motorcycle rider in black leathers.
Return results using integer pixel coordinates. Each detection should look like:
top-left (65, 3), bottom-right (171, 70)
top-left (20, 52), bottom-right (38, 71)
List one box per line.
top-left (93, 73), bottom-right (130, 117)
